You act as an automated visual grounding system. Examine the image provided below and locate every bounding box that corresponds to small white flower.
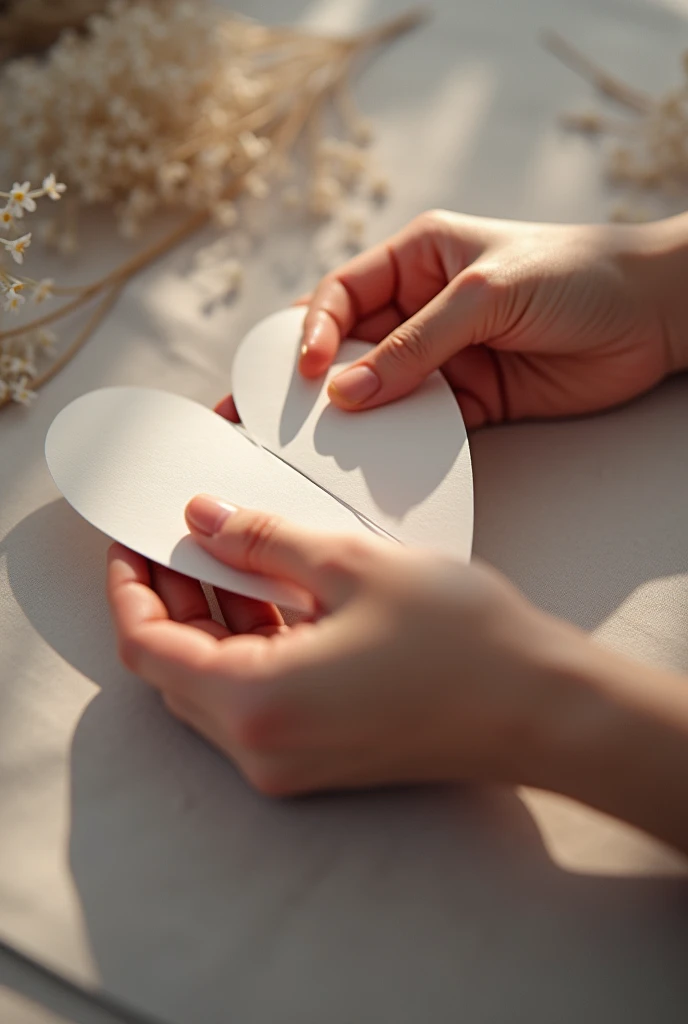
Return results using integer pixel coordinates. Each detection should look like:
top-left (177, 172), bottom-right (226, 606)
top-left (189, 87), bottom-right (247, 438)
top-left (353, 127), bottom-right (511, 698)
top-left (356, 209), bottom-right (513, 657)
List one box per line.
top-left (244, 172), bottom-right (269, 199)
top-left (237, 131), bottom-right (271, 163)
top-left (2, 233), bottom-right (31, 264)
top-left (36, 328), bottom-right (57, 352)
top-left (9, 355), bottom-right (36, 377)
top-left (11, 376), bottom-right (37, 406)
top-left (3, 289), bottom-right (26, 313)
top-left (42, 173), bottom-right (67, 201)
top-left (8, 182), bottom-right (36, 216)
top-left (33, 278), bottom-right (54, 303)
top-left (224, 258), bottom-right (243, 294)
top-left (0, 205), bottom-right (15, 229)
top-left (212, 200), bottom-right (238, 228)
top-left (5, 356), bottom-right (26, 374)
top-left (157, 162), bottom-right (189, 188)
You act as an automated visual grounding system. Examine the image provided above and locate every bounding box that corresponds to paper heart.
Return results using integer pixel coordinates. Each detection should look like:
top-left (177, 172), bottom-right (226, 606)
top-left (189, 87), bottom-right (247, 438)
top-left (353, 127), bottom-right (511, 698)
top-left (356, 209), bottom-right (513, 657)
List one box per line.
top-left (45, 308), bottom-right (473, 610)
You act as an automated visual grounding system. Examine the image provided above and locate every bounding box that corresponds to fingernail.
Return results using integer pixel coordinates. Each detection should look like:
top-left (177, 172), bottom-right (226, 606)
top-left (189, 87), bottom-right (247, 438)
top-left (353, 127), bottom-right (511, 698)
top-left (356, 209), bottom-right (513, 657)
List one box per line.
top-left (300, 311), bottom-right (328, 357)
top-left (328, 364), bottom-right (380, 405)
top-left (186, 494), bottom-right (237, 536)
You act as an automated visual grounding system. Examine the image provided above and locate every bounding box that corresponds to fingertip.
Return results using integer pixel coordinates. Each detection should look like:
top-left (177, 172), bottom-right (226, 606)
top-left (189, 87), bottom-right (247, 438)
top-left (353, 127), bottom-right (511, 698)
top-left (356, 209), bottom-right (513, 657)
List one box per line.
top-left (298, 344), bottom-right (332, 379)
top-left (185, 494), bottom-right (237, 538)
top-left (214, 393), bottom-right (241, 423)
top-left (299, 308), bottom-right (339, 379)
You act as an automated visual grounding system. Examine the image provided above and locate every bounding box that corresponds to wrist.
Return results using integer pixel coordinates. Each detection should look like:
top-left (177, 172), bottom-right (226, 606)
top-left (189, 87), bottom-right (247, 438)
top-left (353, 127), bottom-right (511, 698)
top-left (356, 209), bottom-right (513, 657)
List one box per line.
top-left (622, 216), bottom-right (688, 373)
top-left (520, 623), bottom-right (688, 852)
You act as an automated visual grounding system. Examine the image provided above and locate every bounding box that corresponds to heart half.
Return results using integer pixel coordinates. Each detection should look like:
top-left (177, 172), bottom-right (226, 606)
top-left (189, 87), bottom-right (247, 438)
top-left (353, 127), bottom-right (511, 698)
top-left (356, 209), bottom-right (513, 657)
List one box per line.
top-left (45, 308), bottom-right (473, 610)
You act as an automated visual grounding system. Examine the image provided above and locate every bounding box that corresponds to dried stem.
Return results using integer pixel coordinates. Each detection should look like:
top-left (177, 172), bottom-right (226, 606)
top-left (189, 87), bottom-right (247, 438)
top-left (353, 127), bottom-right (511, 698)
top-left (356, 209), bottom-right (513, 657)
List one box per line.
top-left (0, 7), bottom-right (425, 410)
top-left (541, 30), bottom-right (655, 114)
top-left (0, 282), bottom-right (123, 410)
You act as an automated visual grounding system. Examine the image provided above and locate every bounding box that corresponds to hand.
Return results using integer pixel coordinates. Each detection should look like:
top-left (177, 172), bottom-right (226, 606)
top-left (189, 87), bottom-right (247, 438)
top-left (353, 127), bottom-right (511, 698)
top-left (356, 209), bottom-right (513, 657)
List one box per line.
top-left (217, 211), bottom-right (688, 428)
top-left (107, 494), bottom-right (568, 796)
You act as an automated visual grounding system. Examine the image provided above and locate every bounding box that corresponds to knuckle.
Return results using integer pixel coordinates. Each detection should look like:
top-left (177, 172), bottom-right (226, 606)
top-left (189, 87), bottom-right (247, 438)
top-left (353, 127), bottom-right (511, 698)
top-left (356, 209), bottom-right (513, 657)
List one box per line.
top-left (311, 535), bottom-right (378, 589)
top-left (458, 264), bottom-right (495, 298)
top-left (240, 511), bottom-right (280, 572)
top-left (383, 321), bottom-right (434, 373)
top-left (419, 208), bottom-right (451, 232)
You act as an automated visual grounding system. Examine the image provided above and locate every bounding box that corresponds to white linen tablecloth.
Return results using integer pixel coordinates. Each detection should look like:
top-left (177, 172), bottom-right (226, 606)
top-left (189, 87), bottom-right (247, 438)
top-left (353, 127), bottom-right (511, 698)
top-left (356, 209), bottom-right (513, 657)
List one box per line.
top-left (2, 1), bottom-right (688, 1022)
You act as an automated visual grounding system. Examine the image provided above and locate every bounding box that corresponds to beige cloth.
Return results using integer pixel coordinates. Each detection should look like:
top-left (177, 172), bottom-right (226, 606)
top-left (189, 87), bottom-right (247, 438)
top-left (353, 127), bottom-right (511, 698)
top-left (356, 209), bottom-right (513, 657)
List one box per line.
top-left (1, 1), bottom-right (688, 1022)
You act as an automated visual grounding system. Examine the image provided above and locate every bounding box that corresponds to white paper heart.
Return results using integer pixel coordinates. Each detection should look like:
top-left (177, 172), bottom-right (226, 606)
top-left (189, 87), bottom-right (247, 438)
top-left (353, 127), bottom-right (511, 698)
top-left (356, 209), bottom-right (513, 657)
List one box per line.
top-left (233, 307), bottom-right (473, 559)
top-left (45, 308), bottom-right (473, 610)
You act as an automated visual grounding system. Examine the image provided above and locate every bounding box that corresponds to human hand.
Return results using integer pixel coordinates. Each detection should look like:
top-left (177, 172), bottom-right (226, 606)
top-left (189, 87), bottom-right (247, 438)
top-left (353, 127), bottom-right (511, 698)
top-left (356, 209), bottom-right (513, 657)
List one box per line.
top-left (217, 211), bottom-right (688, 428)
top-left (107, 495), bottom-right (571, 796)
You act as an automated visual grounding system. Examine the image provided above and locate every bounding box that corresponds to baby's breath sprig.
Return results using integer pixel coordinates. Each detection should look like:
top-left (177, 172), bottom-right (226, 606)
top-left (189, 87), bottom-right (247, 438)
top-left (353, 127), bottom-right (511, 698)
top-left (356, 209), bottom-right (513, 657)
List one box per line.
top-left (0, 174), bottom-right (66, 406)
top-left (544, 31), bottom-right (688, 221)
top-left (0, 1), bottom-right (425, 413)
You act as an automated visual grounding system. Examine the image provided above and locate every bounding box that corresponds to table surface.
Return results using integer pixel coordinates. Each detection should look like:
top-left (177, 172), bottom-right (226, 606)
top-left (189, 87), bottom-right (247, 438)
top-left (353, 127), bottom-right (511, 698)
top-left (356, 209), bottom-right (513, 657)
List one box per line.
top-left (2, 1), bottom-right (688, 1022)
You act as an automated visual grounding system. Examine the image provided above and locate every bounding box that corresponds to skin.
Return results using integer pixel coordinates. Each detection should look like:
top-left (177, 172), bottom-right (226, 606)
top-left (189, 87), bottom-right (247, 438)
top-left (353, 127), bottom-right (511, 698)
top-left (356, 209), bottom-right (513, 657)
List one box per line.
top-left (108, 210), bottom-right (688, 854)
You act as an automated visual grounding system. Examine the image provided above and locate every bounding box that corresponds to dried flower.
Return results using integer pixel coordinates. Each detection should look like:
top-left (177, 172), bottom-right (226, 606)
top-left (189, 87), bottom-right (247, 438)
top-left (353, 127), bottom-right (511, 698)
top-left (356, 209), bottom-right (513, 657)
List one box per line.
top-left (32, 278), bottom-right (54, 303)
top-left (42, 173), bottom-right (67, 200)
top-left (223, 258), bottom-right (243, 294)
top-left (0, 2), bottom-right (420, 413)
top-left (2, 233), bottom-right (32, 264)
top-left (11, 376), bottom-right (37, 405)
top-left (3, 289), bottom-right (25, 313)
top-left (36, 327), bottom-right (57, 352)
top-left (548, 32), bottom-right (688, 213)
top-left (1, 174), bottom-right (65, 404)
top-left (212, 201), bottom-right (238, 228)
top-left (8, 182), bottom-right (37, 217)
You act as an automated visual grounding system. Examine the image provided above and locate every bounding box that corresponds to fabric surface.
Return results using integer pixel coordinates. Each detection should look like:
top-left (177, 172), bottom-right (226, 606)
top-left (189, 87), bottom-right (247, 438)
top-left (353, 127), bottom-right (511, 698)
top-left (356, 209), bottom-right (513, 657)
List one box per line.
top-left (2, 1), bottom-right (688, 1022)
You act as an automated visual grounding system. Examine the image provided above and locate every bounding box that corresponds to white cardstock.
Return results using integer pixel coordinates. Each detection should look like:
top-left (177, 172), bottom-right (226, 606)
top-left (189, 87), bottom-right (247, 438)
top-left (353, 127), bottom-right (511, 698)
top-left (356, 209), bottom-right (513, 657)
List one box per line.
top-left (45, 308), bottom-right (473, 610)
top-left (234, 307), bottom-right (473, 557)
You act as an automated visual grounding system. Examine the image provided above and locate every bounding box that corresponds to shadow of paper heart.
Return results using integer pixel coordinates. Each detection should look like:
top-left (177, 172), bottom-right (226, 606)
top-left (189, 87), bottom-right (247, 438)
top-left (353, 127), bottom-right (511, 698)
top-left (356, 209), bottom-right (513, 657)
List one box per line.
top-left (278, 350), bottom-right (322, 446)
top-left (2, 498), bottom-right (122, 685)
top-left (311, 402), bottom-right (465, 518)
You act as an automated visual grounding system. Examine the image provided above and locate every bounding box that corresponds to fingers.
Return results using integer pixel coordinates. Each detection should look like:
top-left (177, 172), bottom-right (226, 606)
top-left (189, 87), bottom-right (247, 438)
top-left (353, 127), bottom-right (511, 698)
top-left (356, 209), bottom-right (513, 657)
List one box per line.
top-left (107, 544), bottom-right (221, 688)
top-left (326, 266), bottom-right (494, 411)
top-left (185, 496), bottom-right (373, 610)
top-left (214, 393), bottom-right (240, 423)
top-left (299, 211), bottom-right (460, 380)
top-left (215, 588), bottom-right (284, 636)
top-left (299, 239), bottom-right (398, 378)
top-left (149, 563), bottom-right (230, 640)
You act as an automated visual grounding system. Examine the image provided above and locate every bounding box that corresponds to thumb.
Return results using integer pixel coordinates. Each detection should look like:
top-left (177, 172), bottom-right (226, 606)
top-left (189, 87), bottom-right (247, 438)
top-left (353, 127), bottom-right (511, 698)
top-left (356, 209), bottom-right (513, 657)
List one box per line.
top-left (185, 495), bottom-right (370, 610)
top-left (327, 267), bottom-right (493, 410)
